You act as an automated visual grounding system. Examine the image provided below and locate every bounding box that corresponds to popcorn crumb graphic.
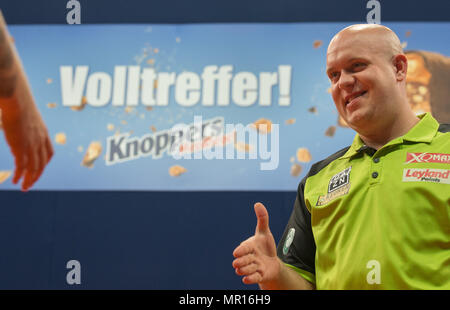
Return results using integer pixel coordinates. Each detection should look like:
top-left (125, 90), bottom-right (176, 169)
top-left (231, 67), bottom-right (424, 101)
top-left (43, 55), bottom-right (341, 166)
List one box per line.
top-left (146, 58), bottom-right (155, 65)
top-left (107, 123), bottom-right (115, 131)
top-left (55, 132), bottom-right (67, 145)
top-left (150, 125), bottom-right (157, 132)
top-left (290, 156), bottom-right (295, 163)
top-left (285, 118), bottom-right (296, 125)
top-left (146, 106), bottom-right (153, 111)
top-left (308, 106), bottom-right (318, 114)
top-left (290, 163), bottom-right (302, 177)
top-left (169, 165), bottom-right (186, 177)
top-left (326, 87), bottom-right (332, 94)
top-left (71, 96), bottom-right (87, 111)
top-left (0, 171), bottom-right (12, 184)
top-left (153, 48), bottom-right (159, 54)
top-left (405, 30), bottom-right (412, 37)
top-left (124, 107), bottom-right (134, 114)
top-left (313, 40), bottom-right (323, 49)
top-left (77, 146), bottom-right (84, 153)
top-left (140, 113), bottom-right (145, 119)
top-left (234, 142), bottom-right (253, 153)
top-left (121, 120), bottom-right (127, 125)
top-left (47, 102), bottom-right (57, 108)
top-left (81, 142), bottom-right (102, 168)
top-left (325, 125), bottom-right (337, 137)
top-left (296, 148), bottom-right (312, 163)
top-left (46, 78), bottom-right (53, 84)
top-left (251, 118), bottom-right (272, 134)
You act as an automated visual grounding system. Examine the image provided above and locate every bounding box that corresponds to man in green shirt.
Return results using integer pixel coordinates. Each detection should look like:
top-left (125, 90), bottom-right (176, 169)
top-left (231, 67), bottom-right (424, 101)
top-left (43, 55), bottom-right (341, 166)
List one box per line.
top-left (232, 24), bottom-right (449, 289)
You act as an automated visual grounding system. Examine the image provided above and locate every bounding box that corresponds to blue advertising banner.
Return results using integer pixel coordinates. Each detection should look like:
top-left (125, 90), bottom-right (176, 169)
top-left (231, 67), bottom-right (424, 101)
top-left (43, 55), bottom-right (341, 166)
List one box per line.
top-left (1, 22), bottom-right (449, 191)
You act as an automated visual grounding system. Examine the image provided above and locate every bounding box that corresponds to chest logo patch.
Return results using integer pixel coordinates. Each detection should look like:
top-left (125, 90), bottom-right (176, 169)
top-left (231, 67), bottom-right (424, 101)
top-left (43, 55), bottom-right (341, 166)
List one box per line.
top-left (403, 168), bottom-right (450, 184)
top-left (405, 152), bottom-right (450, 164)
top-left (316, 167), bottom-right (351, 206)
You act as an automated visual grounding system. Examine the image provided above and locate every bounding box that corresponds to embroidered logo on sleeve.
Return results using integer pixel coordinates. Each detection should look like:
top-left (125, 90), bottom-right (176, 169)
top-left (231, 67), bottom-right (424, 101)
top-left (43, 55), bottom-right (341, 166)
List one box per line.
top-left (316, 167), bottom-right (351, 206)
top-left (405, 153), bottom-right (450, 164)
top-left (283, 228), bottom-right (296, 255)
top-left (403, 168), bottom-right (450, 184)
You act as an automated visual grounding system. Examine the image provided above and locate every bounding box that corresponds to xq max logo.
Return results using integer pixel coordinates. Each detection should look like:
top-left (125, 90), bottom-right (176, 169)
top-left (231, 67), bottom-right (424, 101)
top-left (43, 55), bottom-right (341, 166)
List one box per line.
top-left (405, 152), bottom-right (450, 164)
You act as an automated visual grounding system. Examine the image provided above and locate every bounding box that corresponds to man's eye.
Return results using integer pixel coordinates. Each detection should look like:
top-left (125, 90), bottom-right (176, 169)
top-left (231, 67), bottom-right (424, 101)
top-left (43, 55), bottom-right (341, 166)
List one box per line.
top-left (330, 72), bottom-right (339, 80)
top-left (352, 63), bottom-right (365, 70)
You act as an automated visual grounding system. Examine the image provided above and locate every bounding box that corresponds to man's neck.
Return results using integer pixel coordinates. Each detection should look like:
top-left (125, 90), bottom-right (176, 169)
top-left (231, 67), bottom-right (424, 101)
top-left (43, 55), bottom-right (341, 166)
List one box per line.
top-left (358, 111), bottom-right (420, 150)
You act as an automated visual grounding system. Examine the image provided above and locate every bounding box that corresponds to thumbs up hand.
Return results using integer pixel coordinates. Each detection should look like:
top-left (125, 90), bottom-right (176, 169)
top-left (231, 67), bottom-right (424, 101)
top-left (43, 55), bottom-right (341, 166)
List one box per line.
top-left (232, 202), bottom-right (281, 286)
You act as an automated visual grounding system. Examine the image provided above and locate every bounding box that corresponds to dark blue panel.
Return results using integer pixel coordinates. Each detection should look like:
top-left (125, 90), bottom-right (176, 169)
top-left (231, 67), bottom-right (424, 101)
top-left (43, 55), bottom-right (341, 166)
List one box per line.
top-left (0, 191), bottom-right (56, 289)
top-left (0, 190), bottom-right (296, 289)
top-left (1, 0), bottom-right (450, 24)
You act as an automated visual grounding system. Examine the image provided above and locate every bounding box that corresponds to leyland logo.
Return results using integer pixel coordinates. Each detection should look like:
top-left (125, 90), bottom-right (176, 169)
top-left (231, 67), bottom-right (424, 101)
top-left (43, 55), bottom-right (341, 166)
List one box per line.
top-left (403, 168), bottom-right (450, 184)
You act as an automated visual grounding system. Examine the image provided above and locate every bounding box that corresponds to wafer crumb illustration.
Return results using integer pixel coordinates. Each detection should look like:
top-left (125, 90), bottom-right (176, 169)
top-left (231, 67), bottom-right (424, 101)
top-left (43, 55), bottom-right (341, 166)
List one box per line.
top-left (313, 40), bottom-right (323, 49)
top-left (47, 103), bottom-right (57, 108)
top-left (0, 171), bottom-right (11, 184)
top-left (46, 78), bottom-right (53, 84)
top-left (296, 148), bottom-right (312, 163)
top-left (290, 156), bottom-right (295, 163)
top-left (251, 118), bottom-right (272, 134)
top-left (169, 165), bottom-right (186, 177)
top-left (107, 123), bottom-right (115, 131)
top-left (290, 163), bottom-right (302, 177)
top-left (146, 106), bottom-right (153, 111)
top-left (77, 146), bottom-right (84, 152)
top-left (308, 106), bottom-right (318, 114)
top-left (81, 142), bottom-right (102, 168)
top-left (71, 96), bottom-right (87, 111)
top-left (150, 125), bottom-right (157, 132)
top-left (325, 125), bottom-right (336, 137)
top-left (285, 118), bottom-right (296, 125)
top-left (234, 142), bottom-right (253, 153)
top-left (55, 132), bottom-right (67, 145)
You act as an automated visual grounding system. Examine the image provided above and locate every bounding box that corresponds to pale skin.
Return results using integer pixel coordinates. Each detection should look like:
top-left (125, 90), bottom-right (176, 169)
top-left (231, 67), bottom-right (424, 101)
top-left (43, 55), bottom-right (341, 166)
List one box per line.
top-left (233, 24), bottom-right (420, 289)
top-left (0, 11), bottom-right (53, 191)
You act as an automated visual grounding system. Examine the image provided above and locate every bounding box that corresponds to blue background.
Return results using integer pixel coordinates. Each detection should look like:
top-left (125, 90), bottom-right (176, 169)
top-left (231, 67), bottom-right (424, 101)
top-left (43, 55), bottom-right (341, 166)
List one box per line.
top-left (0, 0), bottom-right (449, 289)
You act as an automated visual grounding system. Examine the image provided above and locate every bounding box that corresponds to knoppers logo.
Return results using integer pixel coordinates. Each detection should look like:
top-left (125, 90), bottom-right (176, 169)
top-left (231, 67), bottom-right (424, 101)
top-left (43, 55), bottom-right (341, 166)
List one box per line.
top-left (405, 152), bottom-right (450, 164)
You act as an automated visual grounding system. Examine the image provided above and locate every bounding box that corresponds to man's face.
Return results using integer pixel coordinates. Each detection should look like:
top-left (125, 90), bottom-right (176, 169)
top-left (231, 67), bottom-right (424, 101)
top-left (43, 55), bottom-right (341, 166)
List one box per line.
top-left (326, 32), bottom-right (399, 131)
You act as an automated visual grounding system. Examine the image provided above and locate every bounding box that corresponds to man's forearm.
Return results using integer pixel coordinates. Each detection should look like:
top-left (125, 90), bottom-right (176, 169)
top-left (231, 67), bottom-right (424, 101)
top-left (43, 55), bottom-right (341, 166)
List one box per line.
top-left (259, 258), bottom-right (315, 290)
top-left (0, 10), bottom-right (17, 99)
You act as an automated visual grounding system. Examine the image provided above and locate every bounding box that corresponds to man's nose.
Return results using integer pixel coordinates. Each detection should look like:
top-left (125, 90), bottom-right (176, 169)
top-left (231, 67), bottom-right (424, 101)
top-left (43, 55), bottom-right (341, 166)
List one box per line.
top-left (338, 71), bottom-right (355, 91)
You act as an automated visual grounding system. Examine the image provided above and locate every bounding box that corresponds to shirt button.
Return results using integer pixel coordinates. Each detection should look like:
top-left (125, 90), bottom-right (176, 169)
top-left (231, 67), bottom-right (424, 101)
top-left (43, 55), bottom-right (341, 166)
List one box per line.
top-left (373, 157), bottom-right (380, 163)
top-left (372, 172), bottom-right (379, 179)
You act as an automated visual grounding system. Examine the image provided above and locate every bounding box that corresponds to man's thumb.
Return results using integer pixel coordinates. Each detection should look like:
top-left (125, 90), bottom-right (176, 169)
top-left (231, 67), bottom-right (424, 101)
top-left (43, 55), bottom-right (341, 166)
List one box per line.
top-left (254, 202), bottom-right (270, 233)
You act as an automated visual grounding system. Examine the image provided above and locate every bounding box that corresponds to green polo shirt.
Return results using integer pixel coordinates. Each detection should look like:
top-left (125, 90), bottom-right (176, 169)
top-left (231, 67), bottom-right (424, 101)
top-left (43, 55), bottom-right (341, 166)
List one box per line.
top-left (278, 113), bottom-right (450, 289)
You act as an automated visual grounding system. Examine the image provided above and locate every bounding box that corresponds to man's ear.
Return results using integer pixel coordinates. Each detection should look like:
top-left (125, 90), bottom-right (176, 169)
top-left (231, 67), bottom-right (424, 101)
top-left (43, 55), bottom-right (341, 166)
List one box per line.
top-left (393, 54), bottom-right (408, 81)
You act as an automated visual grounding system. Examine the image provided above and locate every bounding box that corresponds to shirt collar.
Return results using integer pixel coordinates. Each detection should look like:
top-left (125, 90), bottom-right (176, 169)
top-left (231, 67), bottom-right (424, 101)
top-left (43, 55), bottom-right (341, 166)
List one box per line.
top-left (341, 113), bottom-right (439, 159)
